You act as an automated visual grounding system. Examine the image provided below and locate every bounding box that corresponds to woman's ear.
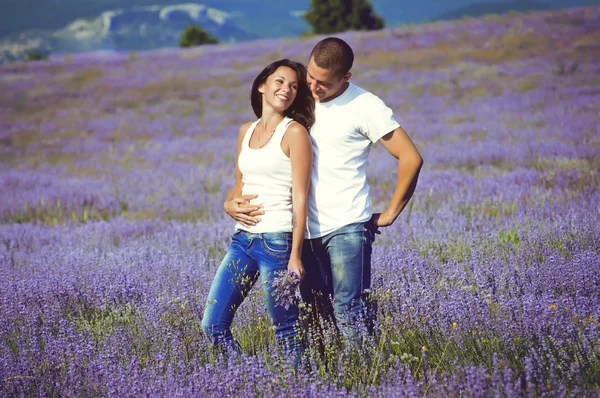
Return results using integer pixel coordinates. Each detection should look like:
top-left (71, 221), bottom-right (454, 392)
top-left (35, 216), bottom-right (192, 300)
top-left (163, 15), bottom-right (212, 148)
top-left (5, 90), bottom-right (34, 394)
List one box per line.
top-left (258, 83), bottom-right (265, 94)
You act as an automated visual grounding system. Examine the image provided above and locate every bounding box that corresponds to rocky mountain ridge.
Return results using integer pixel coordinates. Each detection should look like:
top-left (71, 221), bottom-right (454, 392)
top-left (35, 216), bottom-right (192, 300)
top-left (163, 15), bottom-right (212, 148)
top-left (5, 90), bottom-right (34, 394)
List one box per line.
top-left (0, 3), bottom-right (261, 63)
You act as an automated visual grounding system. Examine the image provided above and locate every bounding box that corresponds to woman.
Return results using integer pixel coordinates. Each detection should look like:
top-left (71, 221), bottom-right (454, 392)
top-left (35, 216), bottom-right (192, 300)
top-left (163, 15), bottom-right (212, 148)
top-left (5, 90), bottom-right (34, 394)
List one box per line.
top-left (201, 59), bottom-right (314, 355)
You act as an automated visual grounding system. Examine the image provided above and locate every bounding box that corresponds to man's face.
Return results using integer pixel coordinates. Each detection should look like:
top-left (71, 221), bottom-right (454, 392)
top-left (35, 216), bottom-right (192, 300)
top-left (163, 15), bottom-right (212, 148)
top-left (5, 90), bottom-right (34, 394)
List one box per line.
top-left (306, 57), bottom-right (350, 102)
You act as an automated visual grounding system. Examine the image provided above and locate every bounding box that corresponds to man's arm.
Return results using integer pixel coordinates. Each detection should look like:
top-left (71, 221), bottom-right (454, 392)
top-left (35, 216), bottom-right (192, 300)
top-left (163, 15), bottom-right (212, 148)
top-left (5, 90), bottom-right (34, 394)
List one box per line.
top-left (223, 122), bottom-right (264, 227)
top-left (371, 126), bottom-right (423, 231)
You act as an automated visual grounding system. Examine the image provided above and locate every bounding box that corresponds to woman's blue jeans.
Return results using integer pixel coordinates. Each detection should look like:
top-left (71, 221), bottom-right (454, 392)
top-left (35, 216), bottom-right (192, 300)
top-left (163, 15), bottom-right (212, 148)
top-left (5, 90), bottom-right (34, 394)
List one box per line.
top-left (201, 229), bottom-right (301, 354)
top-left (300, 221), bottom-right (375, 344)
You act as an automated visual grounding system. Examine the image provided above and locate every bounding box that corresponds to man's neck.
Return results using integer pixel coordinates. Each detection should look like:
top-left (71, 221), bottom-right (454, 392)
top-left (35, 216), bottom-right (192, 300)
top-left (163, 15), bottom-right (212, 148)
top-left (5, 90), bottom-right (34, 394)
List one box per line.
top-left (318, 82), bottom-right (350, 103)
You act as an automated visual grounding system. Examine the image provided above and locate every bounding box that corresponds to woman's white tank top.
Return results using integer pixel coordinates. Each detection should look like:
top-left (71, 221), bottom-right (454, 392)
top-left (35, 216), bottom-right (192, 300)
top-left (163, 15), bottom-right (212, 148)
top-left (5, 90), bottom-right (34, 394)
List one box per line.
top-left (235, 116), bottom-right (295, 233)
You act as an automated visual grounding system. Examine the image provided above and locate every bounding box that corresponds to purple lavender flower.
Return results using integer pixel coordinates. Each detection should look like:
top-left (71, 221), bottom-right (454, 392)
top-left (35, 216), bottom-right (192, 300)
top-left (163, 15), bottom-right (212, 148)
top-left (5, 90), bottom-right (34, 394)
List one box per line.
top-left (270, 270), bottom-right (301, 310)
top-left (1, 5), bottom-right (599, 396)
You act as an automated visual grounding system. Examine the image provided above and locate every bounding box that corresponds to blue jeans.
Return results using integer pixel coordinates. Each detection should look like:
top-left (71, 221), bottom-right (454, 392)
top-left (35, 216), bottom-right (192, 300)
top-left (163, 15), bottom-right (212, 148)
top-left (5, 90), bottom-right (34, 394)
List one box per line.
top-left (201, 230), bottom-right (301, 354)
top-left (300, 222), bottom-right (375, 343)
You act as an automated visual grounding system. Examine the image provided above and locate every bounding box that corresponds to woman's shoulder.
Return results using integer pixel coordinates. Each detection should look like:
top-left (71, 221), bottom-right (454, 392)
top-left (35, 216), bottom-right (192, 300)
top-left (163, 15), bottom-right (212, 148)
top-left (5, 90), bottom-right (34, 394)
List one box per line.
top-left (284, 119), bottom-right (309, 137)
top-left (238, 120), bottom-right (256, 138)
top-left (239, 120), bottom-right (255, 132)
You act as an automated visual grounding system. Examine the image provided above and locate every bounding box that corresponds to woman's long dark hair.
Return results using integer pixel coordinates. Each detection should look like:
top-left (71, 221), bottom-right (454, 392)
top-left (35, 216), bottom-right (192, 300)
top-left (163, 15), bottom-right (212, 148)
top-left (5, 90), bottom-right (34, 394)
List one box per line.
top-left (250, 59), bottom-right (315, 131)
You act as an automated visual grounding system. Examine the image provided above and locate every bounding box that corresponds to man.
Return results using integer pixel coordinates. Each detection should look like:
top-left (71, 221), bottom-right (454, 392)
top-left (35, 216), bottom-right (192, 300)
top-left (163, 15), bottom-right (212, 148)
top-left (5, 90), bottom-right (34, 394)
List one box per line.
top-left (225, 37), bottom-right (423, 343)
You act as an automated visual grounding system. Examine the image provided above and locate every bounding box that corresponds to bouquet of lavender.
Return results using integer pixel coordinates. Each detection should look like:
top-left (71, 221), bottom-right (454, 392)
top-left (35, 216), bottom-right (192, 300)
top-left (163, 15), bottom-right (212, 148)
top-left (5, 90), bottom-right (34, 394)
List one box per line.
top-left (270, 270), bottom-right (302, 310)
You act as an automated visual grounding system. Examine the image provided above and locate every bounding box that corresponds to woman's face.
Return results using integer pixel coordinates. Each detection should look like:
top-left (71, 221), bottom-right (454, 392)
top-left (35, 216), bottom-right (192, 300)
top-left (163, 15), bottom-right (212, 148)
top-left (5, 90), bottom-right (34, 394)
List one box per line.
top-left (258, 66), bottom-right (299, 112)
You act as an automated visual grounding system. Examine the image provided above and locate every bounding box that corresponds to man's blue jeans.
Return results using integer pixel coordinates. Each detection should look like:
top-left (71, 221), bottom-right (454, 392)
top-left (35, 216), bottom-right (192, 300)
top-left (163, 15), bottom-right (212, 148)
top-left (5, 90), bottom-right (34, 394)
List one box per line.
top-left (201, 230), bottom-right (301, 354)
top-left (300, 221), bottom-right (375, 343)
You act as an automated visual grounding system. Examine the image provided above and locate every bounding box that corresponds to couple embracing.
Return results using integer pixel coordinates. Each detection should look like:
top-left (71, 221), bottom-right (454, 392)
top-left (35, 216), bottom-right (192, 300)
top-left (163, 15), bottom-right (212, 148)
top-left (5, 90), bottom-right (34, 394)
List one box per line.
top-left (201, 37), bottom-right (423, 356)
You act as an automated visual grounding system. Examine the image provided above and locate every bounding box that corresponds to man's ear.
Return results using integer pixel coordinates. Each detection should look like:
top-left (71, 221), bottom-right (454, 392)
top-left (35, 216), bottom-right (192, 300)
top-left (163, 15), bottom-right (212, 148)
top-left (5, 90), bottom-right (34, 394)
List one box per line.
top-left (341, 72), bottom-right (352, 83)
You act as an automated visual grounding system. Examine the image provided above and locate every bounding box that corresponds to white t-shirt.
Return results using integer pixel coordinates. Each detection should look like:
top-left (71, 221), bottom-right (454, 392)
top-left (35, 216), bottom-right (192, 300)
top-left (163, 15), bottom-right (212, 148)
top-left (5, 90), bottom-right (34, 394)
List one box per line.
top-left (306, 83), bottom-right (400, 239)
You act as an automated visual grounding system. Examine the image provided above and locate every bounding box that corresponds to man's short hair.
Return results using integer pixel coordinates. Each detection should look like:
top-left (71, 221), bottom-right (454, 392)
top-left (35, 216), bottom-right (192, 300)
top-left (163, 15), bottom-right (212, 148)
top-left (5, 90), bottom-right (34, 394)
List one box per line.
top-left (309, 37), bottom-right (354, 78)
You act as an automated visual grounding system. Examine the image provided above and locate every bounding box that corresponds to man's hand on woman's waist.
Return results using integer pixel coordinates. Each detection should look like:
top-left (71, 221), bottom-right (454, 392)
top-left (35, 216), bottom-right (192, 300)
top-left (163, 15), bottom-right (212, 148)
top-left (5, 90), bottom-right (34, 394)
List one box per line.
top-left (224, 194), bottom-right (264, 227)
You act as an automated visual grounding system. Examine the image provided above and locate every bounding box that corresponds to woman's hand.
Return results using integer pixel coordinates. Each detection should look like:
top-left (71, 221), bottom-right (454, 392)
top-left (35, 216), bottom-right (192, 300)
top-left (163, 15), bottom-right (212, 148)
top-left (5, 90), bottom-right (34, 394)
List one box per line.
top-left (287, 256), bottom-right (305, 282)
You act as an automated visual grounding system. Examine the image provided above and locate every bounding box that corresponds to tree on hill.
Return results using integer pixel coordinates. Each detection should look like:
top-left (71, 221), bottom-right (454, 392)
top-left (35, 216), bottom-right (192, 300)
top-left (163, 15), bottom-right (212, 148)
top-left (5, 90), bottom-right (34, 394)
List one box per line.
top-left (24, 50), bottom-right (49, 62)
top-left (179, 25), bottom-right (219, 48)
top-left (304, 0), bottom-right (385, 35)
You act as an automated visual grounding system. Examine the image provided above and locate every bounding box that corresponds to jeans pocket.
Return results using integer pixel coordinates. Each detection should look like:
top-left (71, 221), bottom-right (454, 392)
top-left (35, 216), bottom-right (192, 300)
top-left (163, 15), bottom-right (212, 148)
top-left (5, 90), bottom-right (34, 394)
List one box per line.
top-left (363, 221), bottom-right (376, 243)
top-left (261, 236), bottom-right (291, 258)
top-left (231, 229), bottom-right (243, 243)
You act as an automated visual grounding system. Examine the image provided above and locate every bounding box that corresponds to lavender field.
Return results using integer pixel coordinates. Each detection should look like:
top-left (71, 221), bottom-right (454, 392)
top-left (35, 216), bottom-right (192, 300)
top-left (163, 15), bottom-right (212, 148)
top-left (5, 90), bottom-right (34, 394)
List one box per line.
top-left (1, 6), bottom-right (599, 397)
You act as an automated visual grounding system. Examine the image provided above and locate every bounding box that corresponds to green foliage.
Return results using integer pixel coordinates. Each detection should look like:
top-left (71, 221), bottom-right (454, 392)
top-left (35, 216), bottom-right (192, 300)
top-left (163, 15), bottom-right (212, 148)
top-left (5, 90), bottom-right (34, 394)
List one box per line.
top-left (75, 304), bottom-right (141, 342)
top-left (2, 198), bottom-right (121, 225)
top-left (553, 60), bottom-right (579, 75)
top-left (304, 0), bottom-right (384, 35)
top-left (499, 228), bottom-right (521, 246)
top-left (24, 50), bottom-right (49, 62)
top-left (179, 24), bottom-right (219, 48)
